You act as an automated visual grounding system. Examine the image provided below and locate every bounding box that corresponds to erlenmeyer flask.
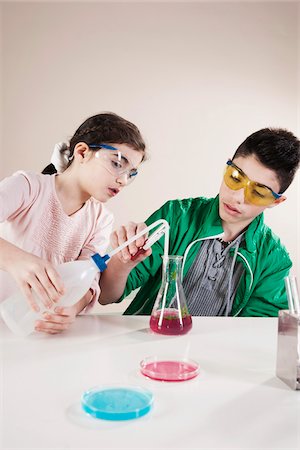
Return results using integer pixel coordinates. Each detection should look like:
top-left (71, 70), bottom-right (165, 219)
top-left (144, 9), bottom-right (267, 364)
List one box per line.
top-left (150, 255), bottom-right (192, 335)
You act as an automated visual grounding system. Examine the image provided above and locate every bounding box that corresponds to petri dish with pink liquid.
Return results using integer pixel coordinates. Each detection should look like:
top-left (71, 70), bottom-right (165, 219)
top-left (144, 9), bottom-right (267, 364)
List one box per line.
top-left (140, 356), bottom-right (200, 382)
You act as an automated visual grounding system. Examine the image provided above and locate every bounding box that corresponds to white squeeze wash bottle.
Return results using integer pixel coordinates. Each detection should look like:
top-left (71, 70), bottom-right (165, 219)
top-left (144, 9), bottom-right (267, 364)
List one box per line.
top-left (0, 255), bottom-right (108, 337)
top-left (0, 219), bottom-right (169, 337)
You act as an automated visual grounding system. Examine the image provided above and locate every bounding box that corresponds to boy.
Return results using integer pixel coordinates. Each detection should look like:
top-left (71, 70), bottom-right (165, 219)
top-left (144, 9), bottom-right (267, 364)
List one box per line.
top-left (99, 128), bottom-right (300, 317)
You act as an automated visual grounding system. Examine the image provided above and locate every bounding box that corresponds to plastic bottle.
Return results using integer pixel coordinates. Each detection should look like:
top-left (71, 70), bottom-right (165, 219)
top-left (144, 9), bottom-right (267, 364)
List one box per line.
top-left (0, 258), bottom-right (103, 337)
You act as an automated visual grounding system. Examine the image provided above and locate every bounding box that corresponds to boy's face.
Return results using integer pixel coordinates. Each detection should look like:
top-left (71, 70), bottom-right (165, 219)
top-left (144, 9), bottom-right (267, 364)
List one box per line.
top-left (218, 154), bottom-right (285, 229)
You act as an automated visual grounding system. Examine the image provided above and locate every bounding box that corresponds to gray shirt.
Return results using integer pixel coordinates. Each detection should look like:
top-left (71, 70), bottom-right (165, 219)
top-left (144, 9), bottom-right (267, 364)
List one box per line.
top-left (182, 235), bottom-right (245, 316)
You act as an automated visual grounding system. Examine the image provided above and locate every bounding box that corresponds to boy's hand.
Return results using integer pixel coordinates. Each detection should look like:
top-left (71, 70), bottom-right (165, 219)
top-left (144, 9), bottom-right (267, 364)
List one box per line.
top-left (5, 250), bottom-right (65, 312)
top-left (110, 221), bottom-right (152, 265)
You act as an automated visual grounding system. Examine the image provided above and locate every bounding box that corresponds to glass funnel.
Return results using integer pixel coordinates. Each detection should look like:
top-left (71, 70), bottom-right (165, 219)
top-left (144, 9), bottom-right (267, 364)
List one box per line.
top-left (150, 255), bottom-right (192, 335)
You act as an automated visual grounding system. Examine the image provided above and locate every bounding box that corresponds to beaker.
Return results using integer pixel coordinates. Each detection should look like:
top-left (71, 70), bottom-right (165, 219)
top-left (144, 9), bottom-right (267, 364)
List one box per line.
top-left (150, 255), bottom-right (192, 335)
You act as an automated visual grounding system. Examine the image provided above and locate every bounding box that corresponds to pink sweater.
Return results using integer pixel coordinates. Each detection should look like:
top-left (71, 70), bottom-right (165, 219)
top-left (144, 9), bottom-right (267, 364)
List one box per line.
top-left (0, 171), bottom-right (114, 308)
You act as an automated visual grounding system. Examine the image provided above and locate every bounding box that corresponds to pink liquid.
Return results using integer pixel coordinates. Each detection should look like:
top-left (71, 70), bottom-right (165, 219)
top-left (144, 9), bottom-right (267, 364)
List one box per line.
top-left (149, 309), bottom-right (192, 335)
top-left (141, 360), bottom-right (199, 382)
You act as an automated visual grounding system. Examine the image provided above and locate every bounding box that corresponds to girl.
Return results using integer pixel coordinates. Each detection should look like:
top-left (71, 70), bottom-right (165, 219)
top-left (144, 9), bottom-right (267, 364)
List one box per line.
top-left (0, 112), bottom-right (146, 334)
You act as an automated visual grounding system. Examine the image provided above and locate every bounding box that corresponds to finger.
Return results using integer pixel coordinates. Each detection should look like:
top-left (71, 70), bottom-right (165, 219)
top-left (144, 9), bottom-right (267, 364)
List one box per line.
top-left (133, 247), bottom-right (152, 263)
top-left (131, 247), bottom-right (145, 261)
top-left (36, 269), bottom-right (64, 304)
top-left (35, 325), bottom-right (66, 334)
top-left (110, 231), bottom-right (119, 249)
top-left (53, 305), bottom-right (76, 316)
top-left (27, 274), bottom-right (54, 309)
top-left (135, 223), bottom-right (148, 248)
top-left (45, 266), bottom-right (65, 296)
top-left (54, 303), bottom-right (77, 321)
top-left (35, 319), bottom-right (71, 333)
top-left (116, 226), bottom-right (131, 261)
top-left (20, 283), bottom-right (40, 312)
top-left (42, 312), bottom-right (75, 324)
top-left (126, 222), bottom-right (140, 254)
top-left (116, 252), bottom-right (135, 265)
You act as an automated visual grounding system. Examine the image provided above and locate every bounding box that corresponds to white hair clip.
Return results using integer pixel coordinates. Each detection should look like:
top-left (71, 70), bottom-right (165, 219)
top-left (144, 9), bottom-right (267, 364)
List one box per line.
top-left (50, 142), bottom-right (72, 173)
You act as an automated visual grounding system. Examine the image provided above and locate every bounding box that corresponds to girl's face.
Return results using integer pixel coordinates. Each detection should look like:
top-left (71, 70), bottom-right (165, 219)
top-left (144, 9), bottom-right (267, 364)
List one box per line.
top-left (78, 143), bottom-right (144, 203)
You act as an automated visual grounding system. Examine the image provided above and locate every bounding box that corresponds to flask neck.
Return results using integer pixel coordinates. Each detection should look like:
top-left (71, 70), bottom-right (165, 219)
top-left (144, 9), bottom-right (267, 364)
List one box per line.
top-left (163, 256), bottom-right (183, 283)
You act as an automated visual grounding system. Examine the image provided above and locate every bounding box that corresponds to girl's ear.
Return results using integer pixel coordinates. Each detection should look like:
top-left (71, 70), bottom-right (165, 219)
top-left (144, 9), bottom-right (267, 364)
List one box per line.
top-left (73, 142), bottom-right (90, 162)
top-left (268, 195), bottom-right (286, 209)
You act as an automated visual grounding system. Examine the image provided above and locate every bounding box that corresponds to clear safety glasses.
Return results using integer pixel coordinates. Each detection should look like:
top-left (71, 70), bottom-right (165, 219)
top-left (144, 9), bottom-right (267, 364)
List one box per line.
top-left (224, 160), bottom-right (282, 206)
top-left (89, 143), bottom-right (138, 184)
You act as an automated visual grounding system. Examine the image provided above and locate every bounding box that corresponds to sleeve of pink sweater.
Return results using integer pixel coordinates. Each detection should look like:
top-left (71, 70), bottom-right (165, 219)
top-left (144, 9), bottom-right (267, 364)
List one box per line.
top-left (0, 171), bottom-right (114, 310)
top-left (0, 172), bottom-right (38, 221)
top-left (78, 208), bottom-right (114, 311)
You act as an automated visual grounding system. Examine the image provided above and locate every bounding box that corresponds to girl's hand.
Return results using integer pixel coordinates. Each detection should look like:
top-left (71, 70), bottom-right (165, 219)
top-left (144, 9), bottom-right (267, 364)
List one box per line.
top-left (34, 304), bottom-right (77, 335)
top-left (34, 291), bottom-right (92, 334)
top-left (110, 221), bottom-right (152, 265)
top-left (5, 249), bottom-right (65, 312)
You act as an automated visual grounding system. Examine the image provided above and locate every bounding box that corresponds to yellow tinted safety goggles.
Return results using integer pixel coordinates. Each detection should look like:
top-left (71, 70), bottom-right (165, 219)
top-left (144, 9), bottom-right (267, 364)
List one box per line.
top-left (224, 160), bottom-right (282, 206)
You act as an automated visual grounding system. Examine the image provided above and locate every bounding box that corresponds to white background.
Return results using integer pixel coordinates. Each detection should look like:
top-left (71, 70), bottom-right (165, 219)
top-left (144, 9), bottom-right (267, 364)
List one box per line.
top-left (1, 1), bottom-right (299, 279)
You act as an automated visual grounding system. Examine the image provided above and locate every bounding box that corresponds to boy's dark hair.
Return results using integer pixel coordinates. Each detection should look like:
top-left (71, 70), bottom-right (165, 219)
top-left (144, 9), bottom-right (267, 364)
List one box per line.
top-left (232, 128), bottom-right (300, 193)
top-left (42, 112), bottom-right (146, 175)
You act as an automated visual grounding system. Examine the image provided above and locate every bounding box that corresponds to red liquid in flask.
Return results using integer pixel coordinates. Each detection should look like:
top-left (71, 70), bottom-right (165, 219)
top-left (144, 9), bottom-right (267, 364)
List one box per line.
top-left (150, 308), bottom-right (192, 335)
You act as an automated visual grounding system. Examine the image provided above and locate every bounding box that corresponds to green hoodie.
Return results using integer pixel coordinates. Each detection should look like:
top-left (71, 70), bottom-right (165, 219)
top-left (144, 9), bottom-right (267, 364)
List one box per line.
top-left (120, 196), bottom-right (291, 317)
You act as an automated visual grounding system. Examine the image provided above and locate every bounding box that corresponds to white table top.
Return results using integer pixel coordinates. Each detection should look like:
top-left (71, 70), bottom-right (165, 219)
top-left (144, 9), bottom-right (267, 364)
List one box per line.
top-left (1, 315), bottom-right (299, 449)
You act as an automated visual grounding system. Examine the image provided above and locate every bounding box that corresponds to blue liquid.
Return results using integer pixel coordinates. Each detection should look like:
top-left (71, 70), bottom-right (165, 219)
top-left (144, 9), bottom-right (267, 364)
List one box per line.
top-left (81, 386), bottom-right (153, 421)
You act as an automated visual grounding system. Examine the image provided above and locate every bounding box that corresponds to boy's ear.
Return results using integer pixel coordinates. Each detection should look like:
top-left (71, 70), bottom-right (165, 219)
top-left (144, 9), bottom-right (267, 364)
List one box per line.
top-left (268, 195), bottom-right (286, 209)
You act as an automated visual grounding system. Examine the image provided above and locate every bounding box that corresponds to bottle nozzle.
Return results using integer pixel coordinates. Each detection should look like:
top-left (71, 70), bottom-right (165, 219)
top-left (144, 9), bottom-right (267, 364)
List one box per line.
top-left (91, 253), bottom-right (110, 272)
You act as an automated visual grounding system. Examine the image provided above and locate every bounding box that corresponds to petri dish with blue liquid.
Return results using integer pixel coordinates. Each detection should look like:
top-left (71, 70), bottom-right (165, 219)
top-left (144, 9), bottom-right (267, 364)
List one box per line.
top-left (81, 385), bottom-right (153, 421)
